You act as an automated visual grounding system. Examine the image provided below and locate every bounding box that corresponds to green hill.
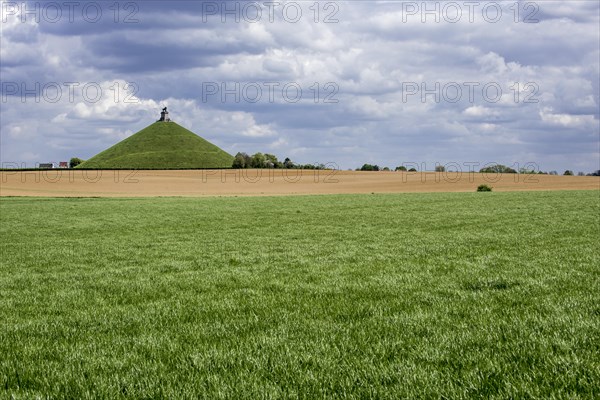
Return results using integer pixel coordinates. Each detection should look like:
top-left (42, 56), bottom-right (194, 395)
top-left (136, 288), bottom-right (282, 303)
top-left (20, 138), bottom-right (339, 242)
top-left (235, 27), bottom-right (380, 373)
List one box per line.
top-left (77, 122), bottom-right (233, 169)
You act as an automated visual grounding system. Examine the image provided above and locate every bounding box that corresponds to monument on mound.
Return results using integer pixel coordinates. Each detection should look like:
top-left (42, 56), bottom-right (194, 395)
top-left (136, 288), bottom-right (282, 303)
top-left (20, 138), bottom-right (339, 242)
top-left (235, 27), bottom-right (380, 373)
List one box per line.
top-left (76, 108), bottom-right (233, 169)
top-left (158, 107), bottom-right (171, 122)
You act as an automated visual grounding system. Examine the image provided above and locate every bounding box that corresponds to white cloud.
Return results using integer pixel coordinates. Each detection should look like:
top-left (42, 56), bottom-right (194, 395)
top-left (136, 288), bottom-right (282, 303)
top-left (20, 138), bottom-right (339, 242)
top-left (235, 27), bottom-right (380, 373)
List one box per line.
top-left (464, 106), bottom-right (499, 117)
top-left (539, 108), bottom-right (596, 128)
top-left (242, 124), bottom-right (277, 138)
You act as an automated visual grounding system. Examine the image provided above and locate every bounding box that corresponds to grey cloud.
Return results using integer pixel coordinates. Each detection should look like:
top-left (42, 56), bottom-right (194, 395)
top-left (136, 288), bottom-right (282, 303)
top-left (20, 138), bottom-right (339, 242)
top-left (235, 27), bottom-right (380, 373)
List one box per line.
top-left (1, 1), bottom-right (598, 172)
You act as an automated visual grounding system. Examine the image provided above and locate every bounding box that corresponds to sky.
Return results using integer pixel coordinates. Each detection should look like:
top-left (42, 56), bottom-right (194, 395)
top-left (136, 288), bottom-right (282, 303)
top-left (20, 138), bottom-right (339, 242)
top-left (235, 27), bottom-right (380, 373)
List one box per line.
top-left (1, 0), bottom-right (599, 173)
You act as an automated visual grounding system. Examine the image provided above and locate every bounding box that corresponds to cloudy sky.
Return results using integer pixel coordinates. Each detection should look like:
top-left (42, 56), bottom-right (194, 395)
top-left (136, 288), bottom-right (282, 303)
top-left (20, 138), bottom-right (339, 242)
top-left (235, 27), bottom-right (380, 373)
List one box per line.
top-left (1, 0), bottom-right (598, 172)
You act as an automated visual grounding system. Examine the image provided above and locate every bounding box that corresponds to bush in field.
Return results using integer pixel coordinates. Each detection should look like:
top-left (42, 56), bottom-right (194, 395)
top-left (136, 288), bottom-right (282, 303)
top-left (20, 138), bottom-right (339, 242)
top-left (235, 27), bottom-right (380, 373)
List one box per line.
top-left (395, 166), bottom-right (407, 171)
top-left (477, 184), bottom-right (493, 192)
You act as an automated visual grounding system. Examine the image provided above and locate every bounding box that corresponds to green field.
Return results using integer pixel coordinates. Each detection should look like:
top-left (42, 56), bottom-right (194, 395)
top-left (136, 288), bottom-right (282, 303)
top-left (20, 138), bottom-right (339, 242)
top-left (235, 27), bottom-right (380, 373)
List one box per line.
top-left (1, 191), bottom-right (599, 398)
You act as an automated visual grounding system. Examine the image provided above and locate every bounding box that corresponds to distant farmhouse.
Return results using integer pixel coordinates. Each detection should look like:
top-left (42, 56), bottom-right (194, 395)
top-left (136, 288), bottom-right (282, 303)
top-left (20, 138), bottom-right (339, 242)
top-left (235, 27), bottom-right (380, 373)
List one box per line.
top-left (37, 162), bottom-right (68, 169)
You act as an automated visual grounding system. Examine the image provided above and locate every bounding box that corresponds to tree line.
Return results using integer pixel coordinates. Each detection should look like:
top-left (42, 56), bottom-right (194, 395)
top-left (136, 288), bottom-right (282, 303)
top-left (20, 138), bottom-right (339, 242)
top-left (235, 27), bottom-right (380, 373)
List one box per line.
top-left (68, 152), bottom-right (600, 176)
top-left (478, 164), bottom-right (599, 176)
top-left (356, 163), bottom-right (599, 176)
top-left (358, 164), bottom-right (416, 172)
top-left (232, 152), bottom-right (328, 169)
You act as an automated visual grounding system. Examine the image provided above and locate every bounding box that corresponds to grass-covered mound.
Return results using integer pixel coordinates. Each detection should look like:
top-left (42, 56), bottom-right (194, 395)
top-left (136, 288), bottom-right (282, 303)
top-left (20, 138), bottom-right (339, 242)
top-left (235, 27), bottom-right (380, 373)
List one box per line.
top-left (77, 122), bottom-right (233, 169)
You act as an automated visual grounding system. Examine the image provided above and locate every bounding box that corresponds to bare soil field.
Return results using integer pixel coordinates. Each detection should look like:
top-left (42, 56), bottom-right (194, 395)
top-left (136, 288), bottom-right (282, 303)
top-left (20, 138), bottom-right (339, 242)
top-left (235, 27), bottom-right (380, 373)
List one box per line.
top-left (1, 169), bottom-right (598, 197)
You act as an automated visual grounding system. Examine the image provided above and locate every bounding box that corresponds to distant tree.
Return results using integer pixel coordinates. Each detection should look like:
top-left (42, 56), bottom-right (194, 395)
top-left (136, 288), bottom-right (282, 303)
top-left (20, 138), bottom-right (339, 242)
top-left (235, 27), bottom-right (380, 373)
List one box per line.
top-left (283, 157), bottom-right (294, 169)
top-left (395, 166), bottom-right (407, 171)
top-left (590, 170), bottom-right (600, 176)
top-left (408, 167), bottom-right (417, 172)
top-left (549, 171), bottom-right (558, 175)
top-left (519, 167), bottom-right (537, 174)
top-left (243, 153), bottom-right (252, 167)
top-left (577, 171), bottom-right (585, 176)
top-left (435, 165), bottom-right (446, 172)
top-left (264, 154), bottom-right (282, 168)
top-left (382, 167), bottom-right (390, 171)
top-left (69, 157), bottom-right (84, 168)
top-left (230, 152), bottom-right (296, 169)
top-left (250, 152), bottom-right (266, 168)
top-left (232, 152), bottom-right (248, 168)
top-left (298, 163), bottom-right (326, 170)
top-left (563, 170), bottom-right (574, 176)
top-left (360, 164), bottom-right (380, 171)
top-left (479, 164), bottom-right (517, 174)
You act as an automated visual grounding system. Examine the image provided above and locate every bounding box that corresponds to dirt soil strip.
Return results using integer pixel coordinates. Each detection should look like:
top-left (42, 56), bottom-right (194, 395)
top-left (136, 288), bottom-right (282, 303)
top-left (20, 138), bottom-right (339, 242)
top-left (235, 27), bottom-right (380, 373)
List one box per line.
top-left (1, 170), bottom-right (599, 197)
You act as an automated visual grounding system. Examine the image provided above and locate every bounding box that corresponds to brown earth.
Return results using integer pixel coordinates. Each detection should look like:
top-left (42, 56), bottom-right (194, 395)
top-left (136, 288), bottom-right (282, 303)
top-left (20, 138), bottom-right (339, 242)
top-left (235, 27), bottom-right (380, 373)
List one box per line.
top-left (1, 169), bottom-right (598, 197)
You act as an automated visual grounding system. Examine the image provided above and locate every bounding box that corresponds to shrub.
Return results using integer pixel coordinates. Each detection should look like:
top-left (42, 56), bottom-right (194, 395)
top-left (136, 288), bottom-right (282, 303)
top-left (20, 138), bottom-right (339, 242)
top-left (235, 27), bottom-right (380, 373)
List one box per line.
top-left (477, 184), bottom-right (492, 192)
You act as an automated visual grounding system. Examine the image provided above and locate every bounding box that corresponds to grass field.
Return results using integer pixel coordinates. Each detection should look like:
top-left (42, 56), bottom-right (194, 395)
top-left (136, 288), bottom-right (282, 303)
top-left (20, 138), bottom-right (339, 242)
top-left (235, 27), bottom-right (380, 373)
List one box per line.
top-left (1, 191), bottom-right (599, 398)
